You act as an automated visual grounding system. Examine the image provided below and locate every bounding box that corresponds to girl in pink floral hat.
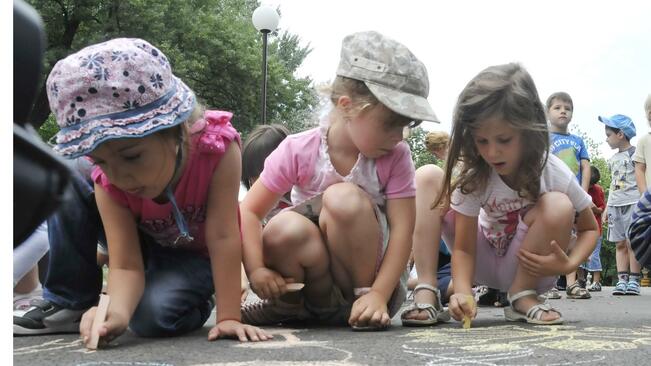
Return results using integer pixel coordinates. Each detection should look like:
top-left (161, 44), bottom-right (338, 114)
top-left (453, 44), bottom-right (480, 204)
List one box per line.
top-left (13, 38), bottom-right (271, 345)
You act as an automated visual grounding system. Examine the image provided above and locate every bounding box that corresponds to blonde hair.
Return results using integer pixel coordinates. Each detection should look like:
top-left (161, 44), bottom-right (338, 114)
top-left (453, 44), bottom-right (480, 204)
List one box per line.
top-left (436, 63), bottom-right (549, 208)
top-left (424, 131), bottom-right (450, 153)
top-left (326, 76), bottom-right (414, 129)
top-left (645, 94), bottom-right (651, 113)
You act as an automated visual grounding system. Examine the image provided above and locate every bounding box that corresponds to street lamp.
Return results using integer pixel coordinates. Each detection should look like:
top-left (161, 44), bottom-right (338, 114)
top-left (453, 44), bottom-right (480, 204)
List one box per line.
top-left (252, 5), bottom-right (280, 124)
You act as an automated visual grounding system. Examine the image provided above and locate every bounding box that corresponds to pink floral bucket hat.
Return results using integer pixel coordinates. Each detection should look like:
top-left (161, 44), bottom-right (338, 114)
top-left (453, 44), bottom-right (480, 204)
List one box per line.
top-left (47, 38), bottom-right (196, 158)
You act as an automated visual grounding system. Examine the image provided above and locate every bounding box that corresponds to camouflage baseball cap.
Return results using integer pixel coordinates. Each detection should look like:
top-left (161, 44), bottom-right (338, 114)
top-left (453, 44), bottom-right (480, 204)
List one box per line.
top-left (336, 31), bottom-right (439, 123)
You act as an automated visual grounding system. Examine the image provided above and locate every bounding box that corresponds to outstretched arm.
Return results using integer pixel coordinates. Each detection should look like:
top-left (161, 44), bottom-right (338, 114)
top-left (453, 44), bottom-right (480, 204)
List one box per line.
top-left (448, 211), bottom-right (478, 321)
top-left (205, 143), bottom-right (270, 342)
top-left (79, 184), bottom-right (145, 347)
top-left (349, 196), bottom-right (414, 328)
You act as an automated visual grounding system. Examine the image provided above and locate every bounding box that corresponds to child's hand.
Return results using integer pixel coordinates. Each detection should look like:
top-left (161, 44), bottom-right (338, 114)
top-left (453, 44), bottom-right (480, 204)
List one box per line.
top-left (517, 240), bottom-right (573, 276)
top-left (348, 290), bottom-right (390, 328)
top-left (208, 319), bottom-right (273, 342)
top-left (79, 306), bottom-right (128, 348)
top-left (249, 267), bottom-right (291, 299)
top-left (448, 293), bottom-right (476, 321)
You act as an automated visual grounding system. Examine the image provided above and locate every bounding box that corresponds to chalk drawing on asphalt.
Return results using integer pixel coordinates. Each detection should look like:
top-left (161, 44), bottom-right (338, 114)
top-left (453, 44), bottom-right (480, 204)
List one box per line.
top-left (401, 324), bottom-right (651, 365)
top-left (13, 338), bottom-right (83, 356)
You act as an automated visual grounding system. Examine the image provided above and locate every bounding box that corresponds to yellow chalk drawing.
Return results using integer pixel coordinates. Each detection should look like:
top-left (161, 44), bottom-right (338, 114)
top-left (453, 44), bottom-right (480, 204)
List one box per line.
top-left (402, 325), bottom-right (651, 364)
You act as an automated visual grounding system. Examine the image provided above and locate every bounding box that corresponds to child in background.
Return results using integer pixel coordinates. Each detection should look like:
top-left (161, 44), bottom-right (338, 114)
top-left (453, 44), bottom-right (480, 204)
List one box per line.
top-left (14, 38), bottom-right (270, 344)
top-left (546, 91), bottom-right (591, 300)
top-left (599, 114), bottom-right (643, 296)
top-left (633, 95), bottom-right (651, 192)
top-left (402, 131), bottom-right (452, 326)
top-left (240, 31), bottom-right (439, 330)
top-left (439, 63), bottom-right (598, 325)
top-left (240, 124), bottom-right (291, 302)
top-left (425, 131), bottom-right (450, 162)
top-left (584, 166), bottom-right (606, 291)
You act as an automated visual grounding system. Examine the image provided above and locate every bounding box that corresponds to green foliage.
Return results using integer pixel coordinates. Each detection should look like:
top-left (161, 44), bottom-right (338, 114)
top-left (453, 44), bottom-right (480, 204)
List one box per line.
top-left (37, 114), bottom-right (59, 143)
top-left (27, 0), bottom-right (317, 138)
top-left (406, 127), bottom-right (438, 169)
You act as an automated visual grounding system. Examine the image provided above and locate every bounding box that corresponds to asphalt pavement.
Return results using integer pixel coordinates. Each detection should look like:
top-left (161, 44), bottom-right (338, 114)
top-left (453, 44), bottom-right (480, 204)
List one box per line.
top-left (13, 286), bottom-right (651, 365)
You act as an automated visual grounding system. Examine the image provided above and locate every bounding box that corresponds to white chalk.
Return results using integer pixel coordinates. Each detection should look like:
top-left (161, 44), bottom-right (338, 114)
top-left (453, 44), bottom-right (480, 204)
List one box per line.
top-left (87, 294), bottom-right (110, 350)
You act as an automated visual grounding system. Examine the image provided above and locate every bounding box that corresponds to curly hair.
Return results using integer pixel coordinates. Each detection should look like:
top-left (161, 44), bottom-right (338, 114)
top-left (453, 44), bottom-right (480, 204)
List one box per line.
top-left (424, 131), bottom-right (450, 154)
top-left (436, 63), bottom-right (549, 208)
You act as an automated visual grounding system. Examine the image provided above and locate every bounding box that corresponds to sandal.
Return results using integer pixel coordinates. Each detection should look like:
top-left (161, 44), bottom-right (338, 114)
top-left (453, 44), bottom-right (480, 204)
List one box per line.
top-left (504, 290), bottom-right (564, 325)
top-left (587, 282), bottom-right (602, 292)
top-left (566, 282), bottom-right (591, 299)
top-left (400, 284), bottom-right (450, 327)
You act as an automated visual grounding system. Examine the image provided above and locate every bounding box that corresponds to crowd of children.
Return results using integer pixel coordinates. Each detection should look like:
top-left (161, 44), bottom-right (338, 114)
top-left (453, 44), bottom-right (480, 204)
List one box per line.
top-left (12, 30), bottom-right (651, 347)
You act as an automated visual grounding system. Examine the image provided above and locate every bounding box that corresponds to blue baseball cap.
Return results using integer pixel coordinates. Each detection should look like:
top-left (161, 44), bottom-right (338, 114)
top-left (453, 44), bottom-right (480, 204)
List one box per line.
top-left (598, 114), bottom-right (636, 139)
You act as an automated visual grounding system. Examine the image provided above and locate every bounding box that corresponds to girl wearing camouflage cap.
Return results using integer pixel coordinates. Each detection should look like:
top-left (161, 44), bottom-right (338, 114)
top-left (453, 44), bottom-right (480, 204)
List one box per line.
top-left (14, 38), bottom-right (271, 344)
top-left (240, 31), bottom-right (439, 330)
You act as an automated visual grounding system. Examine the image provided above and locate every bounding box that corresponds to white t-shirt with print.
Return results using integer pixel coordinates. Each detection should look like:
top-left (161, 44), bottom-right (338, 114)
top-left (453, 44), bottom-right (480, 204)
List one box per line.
top-left (450, 154), bottom-right (592, 256)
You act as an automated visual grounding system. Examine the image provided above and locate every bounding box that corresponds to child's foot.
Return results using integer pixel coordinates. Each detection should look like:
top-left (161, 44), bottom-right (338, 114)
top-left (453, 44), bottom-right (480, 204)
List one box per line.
top-left (513, 296), bottom-right (561, 322)
top-left (400, 284), bottom-right (449, 326)
top-left (626, 280), bottom-right (641, 295)
top-left (504, 290), bottom-right (563, 324)
top-left (241, 296), bottom-right (310, 326)
top-left (612, 280), bottom-right (627, 295)
top-left (587, 282), bottom-right (602, 292)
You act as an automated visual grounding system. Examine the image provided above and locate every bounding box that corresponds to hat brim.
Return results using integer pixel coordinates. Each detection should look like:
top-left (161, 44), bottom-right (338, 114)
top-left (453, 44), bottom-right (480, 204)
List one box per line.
top-left (597, 116), bottom-right (615, 129)
top-left (365, 82), bottom-right (439, 123)
top-left (54, 77), bottom-right (196, 159)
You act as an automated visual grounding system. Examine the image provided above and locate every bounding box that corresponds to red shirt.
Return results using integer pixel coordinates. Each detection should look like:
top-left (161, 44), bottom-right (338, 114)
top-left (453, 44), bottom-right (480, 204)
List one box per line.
top-left (588, 184), bottom-right (605, 233)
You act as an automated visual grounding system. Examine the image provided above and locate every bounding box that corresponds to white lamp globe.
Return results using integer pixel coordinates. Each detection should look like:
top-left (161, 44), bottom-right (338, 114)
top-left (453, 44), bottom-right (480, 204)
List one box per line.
top-left (252, 6), bottom-right (280, 32)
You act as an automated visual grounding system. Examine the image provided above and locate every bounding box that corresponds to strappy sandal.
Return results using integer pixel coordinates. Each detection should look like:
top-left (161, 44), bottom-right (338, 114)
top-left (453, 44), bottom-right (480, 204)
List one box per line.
top-left (400, 284), bottom-right (450, 327)
top-left (504, 289), bottom-right (564, 325)
top-left (566, 282), bottom-right (591, 299)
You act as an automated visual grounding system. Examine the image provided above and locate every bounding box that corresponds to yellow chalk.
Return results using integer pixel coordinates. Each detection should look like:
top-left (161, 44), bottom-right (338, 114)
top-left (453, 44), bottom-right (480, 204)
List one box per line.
top-left (462, 295), bottom-right (475, 329)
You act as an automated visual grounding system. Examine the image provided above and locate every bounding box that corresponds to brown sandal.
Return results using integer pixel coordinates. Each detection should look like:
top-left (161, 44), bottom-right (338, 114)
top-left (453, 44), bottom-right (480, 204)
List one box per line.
top-left (566, 282), bottom-right (591, 299)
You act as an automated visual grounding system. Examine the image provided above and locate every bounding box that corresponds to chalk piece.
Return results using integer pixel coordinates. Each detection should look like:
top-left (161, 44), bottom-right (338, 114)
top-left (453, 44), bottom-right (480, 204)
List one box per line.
top-left (286, 283), bottom-right (305, 292)
top-left (462, 294), bottom-right (475, 329)
top-left (87, 294), bottom-right (110, 350)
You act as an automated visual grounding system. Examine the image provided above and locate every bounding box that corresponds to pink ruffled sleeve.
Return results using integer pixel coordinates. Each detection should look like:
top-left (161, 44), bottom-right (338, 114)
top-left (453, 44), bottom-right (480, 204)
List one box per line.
top-left (194, 110), bottom-right (241, 154)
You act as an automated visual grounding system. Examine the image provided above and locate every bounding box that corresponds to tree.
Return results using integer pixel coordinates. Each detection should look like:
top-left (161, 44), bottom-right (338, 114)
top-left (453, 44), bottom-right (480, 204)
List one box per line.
top-left (405, 127), bottom-right (438, 169)
top-left (28, 0), bottom-right (317, 139)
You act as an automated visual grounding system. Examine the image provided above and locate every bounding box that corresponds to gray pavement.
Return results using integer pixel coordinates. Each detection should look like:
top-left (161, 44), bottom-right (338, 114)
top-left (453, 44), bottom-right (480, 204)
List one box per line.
top-left (14, 287), bottom-right (651, 365)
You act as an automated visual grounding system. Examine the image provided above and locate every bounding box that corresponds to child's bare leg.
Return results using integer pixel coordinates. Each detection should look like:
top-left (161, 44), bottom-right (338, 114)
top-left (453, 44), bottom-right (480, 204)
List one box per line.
top-left (14, 265), bottom-right (40, 294)
top-left (593, 271), bottom-right (601, 283)
top-left (615, 240), bottom-right (630, 273)
top-left (628, 241), bottom-right (642, 274)
top-left (405, 165), bottom-right (444, 321)
top-left (318, 183), bottom-right (379, 300)
top-left (263, 212), bottom-right (333, 308)
top-left (510, 192), bottom-right (574, 321)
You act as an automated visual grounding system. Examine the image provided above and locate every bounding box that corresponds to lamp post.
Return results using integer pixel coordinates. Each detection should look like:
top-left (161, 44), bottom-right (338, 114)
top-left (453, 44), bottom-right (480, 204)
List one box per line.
top-left (252, 5), bottom-right (280, 124)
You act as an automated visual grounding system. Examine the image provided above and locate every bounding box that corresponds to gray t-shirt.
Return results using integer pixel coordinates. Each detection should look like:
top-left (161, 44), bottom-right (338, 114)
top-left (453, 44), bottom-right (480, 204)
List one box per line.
top-left (608, 147), bottom-right (639, 206)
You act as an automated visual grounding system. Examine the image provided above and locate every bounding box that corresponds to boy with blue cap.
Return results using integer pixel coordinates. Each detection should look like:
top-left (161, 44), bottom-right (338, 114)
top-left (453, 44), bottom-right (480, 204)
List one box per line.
top-left (599, 114), bottom-right (643, 296)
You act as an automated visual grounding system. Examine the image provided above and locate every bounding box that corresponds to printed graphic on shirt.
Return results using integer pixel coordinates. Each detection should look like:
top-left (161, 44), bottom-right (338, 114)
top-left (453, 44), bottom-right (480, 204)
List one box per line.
top-left (140, 205), bottom-right (207, 248)
top-left (481, 197), bottom-right (525, 256)
top-left (555, 148), bottom-right (580, 175)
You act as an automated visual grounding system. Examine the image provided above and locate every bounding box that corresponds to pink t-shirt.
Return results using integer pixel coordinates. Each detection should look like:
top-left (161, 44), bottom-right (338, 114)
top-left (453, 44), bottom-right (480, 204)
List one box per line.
top-left (259, 126), bottom-right (415, 206)
top-left (92, 110), bottom-right (241, 256)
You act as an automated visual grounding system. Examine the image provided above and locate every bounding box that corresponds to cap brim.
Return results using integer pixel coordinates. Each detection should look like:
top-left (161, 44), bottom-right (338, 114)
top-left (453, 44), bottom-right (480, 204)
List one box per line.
top-left (597, 116), bottom-right (614, 128)
top-left (365, 82), bottom-right (440, 123)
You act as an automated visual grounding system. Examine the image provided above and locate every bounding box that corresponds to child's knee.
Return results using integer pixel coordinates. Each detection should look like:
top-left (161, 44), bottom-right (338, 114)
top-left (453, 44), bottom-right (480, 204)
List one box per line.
top-left (530, 192), bottom-right (574, 227)
top-left (415, 164), bottom-right (444, 187)
top-left (322, 183), bottom-right (372, 222)
top-left (263, 213), bottom-right (318, 252)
